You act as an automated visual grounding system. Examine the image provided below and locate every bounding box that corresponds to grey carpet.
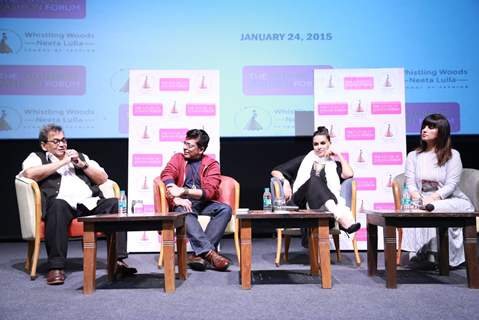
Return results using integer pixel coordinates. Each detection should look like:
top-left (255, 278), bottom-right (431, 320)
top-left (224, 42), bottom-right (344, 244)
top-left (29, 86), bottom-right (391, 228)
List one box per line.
top-left (0, 237), bottom-right (478, 320)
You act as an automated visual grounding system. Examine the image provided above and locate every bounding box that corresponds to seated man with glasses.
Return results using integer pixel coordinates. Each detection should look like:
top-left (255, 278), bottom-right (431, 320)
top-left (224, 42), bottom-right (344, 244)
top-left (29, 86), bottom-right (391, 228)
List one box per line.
top-left (160, 129), bottom-right (232, 271)
top-left (20, 123), bottom-right (136, 285)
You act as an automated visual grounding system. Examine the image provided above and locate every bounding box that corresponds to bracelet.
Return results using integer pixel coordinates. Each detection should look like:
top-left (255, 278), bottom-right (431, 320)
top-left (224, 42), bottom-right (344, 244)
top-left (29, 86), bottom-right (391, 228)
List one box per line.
top-left (183, 188), bottom-right (189, 196)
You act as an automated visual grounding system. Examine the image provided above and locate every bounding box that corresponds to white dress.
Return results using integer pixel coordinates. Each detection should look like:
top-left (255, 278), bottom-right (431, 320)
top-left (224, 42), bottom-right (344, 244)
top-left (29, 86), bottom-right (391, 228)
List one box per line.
top-left (402, 149), bottom-right (474, 267)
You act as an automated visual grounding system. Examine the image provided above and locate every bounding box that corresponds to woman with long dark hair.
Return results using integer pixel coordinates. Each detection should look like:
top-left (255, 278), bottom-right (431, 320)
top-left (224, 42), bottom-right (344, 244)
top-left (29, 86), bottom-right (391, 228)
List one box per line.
top-left (402, 113), bottom-right (474, 267)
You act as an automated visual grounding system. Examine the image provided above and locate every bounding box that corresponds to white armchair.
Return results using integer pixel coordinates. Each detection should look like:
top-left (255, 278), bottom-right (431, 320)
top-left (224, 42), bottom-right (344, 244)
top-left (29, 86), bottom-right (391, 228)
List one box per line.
top-left (14, 175), bottom-right (120, 280)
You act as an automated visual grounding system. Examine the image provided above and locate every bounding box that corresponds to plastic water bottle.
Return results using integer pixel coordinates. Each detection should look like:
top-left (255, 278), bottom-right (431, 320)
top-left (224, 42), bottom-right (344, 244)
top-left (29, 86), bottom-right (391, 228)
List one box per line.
top-left (401, 183), bottom-right (411, 210)
top-left (262, 187), bottom-right (272, 211)
top-left (118, 190), bottom-right (128, 214)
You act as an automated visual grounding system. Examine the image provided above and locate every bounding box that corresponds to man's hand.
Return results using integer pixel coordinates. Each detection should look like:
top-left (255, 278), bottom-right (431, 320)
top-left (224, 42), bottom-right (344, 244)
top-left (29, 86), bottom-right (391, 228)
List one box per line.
top-left (173, 198), bottom-right (192, 211)
top-left (167, 185), bottom-right (185, 198)
top-left (66, 149), bottom-right (87, 168)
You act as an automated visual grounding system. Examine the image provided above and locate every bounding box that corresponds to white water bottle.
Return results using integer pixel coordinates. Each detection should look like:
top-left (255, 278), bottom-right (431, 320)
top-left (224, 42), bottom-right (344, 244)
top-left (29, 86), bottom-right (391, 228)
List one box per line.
top-left (118, 190), bottom-right (128, 214)
top-left (262, 187), bottom-right (272, 211)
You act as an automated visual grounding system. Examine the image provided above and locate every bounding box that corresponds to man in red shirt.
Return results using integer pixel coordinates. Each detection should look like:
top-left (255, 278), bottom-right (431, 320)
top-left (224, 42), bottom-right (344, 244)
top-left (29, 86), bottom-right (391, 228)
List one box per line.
top-left (161, 129), bottom-right (231, 271)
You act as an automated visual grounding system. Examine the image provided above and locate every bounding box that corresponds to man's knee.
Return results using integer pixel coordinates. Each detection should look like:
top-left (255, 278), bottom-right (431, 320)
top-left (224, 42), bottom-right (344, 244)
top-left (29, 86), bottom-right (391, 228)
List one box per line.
top-left (218, 203), bottom-right (232, 219)
top-left (46, 199), bottom-right (72, 217)
top-left (100, 198), bottom-right (118, 212)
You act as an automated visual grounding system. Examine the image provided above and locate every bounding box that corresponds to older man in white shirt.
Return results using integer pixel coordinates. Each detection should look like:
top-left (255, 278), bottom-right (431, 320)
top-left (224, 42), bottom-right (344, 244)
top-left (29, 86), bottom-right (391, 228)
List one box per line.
top-left (20, 123), bottom-right (136, 285)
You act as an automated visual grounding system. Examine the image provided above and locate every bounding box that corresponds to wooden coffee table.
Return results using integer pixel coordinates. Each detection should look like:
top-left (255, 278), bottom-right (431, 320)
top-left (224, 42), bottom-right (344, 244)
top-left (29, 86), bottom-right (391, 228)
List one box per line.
top-left (236, 210), bottom-right (334, 289)
top-left (366, 209), bottom-right (479, 288)
top-left (78, 212), bottom-right (187, 294)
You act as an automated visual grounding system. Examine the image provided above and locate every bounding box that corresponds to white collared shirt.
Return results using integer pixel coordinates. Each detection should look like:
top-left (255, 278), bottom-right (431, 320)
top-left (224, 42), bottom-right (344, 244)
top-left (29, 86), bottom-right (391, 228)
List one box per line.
top-left (20, 152), bottom-right (105, 210)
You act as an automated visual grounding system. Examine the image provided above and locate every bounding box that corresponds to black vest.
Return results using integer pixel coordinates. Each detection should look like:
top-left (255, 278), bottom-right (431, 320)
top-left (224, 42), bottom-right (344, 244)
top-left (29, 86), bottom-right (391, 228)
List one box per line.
top-left (35, 152), bottom-right (103, 216)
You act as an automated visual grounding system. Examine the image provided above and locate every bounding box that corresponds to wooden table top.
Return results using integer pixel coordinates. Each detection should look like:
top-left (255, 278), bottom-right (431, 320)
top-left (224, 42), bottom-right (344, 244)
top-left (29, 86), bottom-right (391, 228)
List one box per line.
top-left (363, 209), bottom-right (479, 218)
top-left (78, 212), bottom-right (186, 222)
top-left (236, 209), bottom-right (334, 220)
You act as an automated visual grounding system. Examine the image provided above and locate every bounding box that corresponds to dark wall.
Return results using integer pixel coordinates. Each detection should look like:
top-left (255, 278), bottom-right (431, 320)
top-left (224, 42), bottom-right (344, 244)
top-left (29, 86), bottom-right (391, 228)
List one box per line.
top-left (2, 135), bottom-right (478, 240)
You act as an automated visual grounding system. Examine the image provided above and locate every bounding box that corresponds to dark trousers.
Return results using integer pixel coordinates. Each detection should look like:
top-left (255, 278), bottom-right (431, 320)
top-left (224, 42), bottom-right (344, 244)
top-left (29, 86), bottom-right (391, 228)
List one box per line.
top-left (44, 197), bottom-right (127, 270)
top-left (292, 174), bottom-right (337, 209)
top-left (174, 201), bottom-right (232, 256)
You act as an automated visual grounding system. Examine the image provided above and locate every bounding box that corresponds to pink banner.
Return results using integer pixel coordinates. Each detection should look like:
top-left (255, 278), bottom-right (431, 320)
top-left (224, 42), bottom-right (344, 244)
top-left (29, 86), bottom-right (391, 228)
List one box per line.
top-left (355, 228), bottom-right (367, 241)
top-left (344, 76), bottom-right (374, 90)
top-left (132, 103), bottom-right (163, 116)
top-left (0, 65), bottom-right (85, 95)
top-left (374, 202), bottom-right (395, 210)
top-left (372, 152), bottom-right (403, 165)
top-left (132, 154), bottom-right (163, 167)
top-left (354, 177), bottom-right (377, 190)
top-left (159, 128), bottom-right (188, 141)
top-left (186, 103), bottom-right (216, 116)
top-left (143, 204), bottom-right (155, 213)
top-left (317, 103), bottom-right (348, 115)
top-left (345, 127), bottom-right (375, 140)
top-left (371, 101), bottom-right (402, 114)
top-left (159, 78), bottom-right (189, 91)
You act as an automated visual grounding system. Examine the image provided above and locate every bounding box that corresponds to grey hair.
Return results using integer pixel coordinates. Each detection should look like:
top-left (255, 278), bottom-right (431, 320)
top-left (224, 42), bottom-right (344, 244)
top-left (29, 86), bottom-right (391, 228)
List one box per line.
top-left (39, 123), bottom-right (63, 143)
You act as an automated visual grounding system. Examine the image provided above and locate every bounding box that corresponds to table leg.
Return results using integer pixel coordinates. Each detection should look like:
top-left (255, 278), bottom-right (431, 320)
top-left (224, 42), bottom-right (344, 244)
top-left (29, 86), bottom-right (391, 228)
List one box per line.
top-left (177, 219), bottom-right (187, 280)
top-left (162, 221), bottom-right (175, 293)
top-left (106, 233), bottom-right (117, 282)
top-left (384, 225), bottom-right (397, 288)
top-left (83, 223), bottom-right (96, 295)
top-left (436, 227), bottom-right (450, 276)
top-left (240, 219), bottom-right (252, 289)
top-left (463, 223), bottom-right (479, 288)
top-left (309, 227), bottom-right (319, 276)
top-left (367, 223), bottom-right (378, 276)
top-left (318, 219), bottom-right (332, 289)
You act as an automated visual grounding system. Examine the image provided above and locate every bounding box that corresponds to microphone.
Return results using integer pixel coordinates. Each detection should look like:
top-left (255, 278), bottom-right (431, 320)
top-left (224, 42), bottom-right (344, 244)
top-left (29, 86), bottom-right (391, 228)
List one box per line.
top-left (419, 203), bottom-right (434, 212)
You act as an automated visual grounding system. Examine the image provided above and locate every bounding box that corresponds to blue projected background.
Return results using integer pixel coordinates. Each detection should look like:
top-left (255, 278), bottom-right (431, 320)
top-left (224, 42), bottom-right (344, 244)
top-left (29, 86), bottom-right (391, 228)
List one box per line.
top-left (0, 0), bottom-right (478, 138)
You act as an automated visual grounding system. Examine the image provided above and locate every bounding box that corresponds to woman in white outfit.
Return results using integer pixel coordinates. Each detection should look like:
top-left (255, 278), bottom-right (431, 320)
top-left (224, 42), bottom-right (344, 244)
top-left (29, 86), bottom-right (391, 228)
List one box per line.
top-left (402, 113), bottom-right (474, 267)
top-left (271, 126), bottom-right (360, 233)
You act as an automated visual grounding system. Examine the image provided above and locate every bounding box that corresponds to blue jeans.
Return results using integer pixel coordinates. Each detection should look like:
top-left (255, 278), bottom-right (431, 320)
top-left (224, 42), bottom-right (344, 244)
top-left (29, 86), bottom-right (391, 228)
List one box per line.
top-left (174, 201), bottom-right (232, 256)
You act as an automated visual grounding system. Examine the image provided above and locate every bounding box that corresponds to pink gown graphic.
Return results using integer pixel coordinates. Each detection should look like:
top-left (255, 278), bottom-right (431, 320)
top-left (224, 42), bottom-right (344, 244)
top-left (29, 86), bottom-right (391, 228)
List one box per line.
top-left (244, 110), bottom-right (262, 130)
top-left (142, 176), bottom-right (149, 189)
top-left (357, 149), bottom-right (365, 163)
top-left (385, 124), bottom-right (393, 137)
top-left (199, 75), bottom-right (207, 89)
top-left (355, 99), bottom-right (364, 112)
top-left (142, 125), bottom-right (150, 139)
top-left (384, 74), bottom-right (392, 87)
top-left (142, 76), bottom-right (150, 89)
top-left (0, 33), bottom-right (13, 54)
top-left (120, 78), bottom-right (129, 92)
top-left (170, 101), bottom-right (178, 114)
top-left (386, 174), bottom-right (392, 187)
top-left (329, 125), bottom-right (336, 138)
top-left (0, 110), bottom-right (12, 130)
top-left (327, 75), bottom-right (334, 88)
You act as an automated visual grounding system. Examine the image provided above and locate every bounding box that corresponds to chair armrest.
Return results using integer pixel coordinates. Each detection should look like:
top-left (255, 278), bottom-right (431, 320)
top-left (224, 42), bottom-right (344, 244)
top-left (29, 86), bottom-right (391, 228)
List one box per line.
top-left (153, 177), bottom-right (169, 213)
top-left (99, 179), bottom-right (120, 199)
top-left (15, 176), bottom-right (42, 240)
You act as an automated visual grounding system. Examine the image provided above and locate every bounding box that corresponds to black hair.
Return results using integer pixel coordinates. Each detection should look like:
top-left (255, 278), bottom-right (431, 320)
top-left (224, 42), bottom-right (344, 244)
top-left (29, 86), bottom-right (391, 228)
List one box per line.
top-left (312, 126), bottom-right (331, 142)
top-left (185, 129), bottom-right (209, 151)
top-left (416, 113), bottom-right (452, 166)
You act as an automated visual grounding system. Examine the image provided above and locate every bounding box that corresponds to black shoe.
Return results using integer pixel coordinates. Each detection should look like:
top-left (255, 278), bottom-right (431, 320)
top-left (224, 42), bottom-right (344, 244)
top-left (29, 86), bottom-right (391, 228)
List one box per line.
top-left (115, 260), bottom-right (137, 278)
top-left (339, 222), bottom-right (361, 234)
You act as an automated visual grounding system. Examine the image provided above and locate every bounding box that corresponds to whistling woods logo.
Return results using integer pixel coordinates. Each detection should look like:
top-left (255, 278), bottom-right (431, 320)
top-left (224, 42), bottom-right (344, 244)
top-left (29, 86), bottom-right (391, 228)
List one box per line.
top-left (0, 29), bottom-right (22, 54)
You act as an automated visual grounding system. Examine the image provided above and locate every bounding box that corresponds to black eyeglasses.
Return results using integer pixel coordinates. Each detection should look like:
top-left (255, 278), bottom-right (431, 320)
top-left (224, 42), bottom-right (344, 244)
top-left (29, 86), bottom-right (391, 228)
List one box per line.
top-left (183, 141), bottom-right (197, 149)
top-left (46, 138), bottom-right (67, 145)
